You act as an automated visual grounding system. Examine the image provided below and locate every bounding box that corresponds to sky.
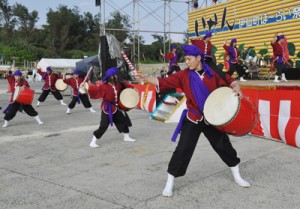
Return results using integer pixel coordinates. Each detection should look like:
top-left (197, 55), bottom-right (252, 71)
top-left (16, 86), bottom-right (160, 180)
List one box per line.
top-left (8, 0), bottom-right (190, 44)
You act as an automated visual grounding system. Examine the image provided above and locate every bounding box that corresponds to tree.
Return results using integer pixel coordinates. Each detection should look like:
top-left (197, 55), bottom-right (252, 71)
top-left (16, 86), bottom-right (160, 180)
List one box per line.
top-left (44, 5), bottom-right (85, 56)
top-left (13, 3), bottom-right (39, 44)
top-left (0, 0), bottom-right (16, 42)
top-left (105, 11), bottom-right (131, 43)
top-left (82, 12), bottom-right (100, 51)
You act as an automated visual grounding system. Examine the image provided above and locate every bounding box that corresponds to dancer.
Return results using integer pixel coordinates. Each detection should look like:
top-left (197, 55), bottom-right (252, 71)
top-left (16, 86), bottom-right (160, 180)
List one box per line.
top-left (36, 66), bottom-right (67, 106)
top-left (2, 70), bottom-right (44, 128)
top-left (89, 67), bottom-right (136, 148)
top-left (271, 34), bottom-right (288, 82)
top-left (136, 45), bottom-right (250, 197)
top-left (160, 45), bottom-right (181, 76)
top-left (190, 32), bottom-right (215, 66)
top-left (223, 39), bottom-right (247, 81)
top-left (63, 70), bottom-right (96, 114)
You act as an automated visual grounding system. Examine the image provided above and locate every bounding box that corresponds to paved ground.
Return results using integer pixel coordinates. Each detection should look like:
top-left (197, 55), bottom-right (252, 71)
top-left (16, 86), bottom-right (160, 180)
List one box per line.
top-left (0, 79), bottom-right (299, 209)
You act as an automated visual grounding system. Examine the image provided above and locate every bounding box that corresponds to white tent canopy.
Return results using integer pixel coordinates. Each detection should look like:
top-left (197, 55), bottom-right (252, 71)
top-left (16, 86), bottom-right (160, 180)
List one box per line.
top-left (37, 58), bottom-right (82, 72)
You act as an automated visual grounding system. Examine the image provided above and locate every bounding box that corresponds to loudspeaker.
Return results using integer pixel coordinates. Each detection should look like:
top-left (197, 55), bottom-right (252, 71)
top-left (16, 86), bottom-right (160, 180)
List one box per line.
top-left (100, 35), bottom-right (117, 76)
top-left (285, 68), bottom-right (300, 80)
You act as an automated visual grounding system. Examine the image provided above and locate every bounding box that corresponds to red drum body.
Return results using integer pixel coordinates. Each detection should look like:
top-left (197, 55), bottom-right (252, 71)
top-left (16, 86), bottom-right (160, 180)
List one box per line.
top-left (13, 87), bottom-right (35, 105)
top-left (204, 87), bottom-right (258, 136)
top-left (118, 88), bottom-right (139, 111)
top-left (55, 79), bottom-right (68, 91)
top-left (88, 84), bottom-right (101, 99)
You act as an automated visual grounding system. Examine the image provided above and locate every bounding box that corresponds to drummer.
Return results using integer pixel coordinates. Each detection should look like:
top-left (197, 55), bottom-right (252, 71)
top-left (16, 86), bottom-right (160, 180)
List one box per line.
top-left (160, 45), bottom-right (181, 76)
top-left (191, 32), bottom-right (228, 80)
top-left (136, 45), bottom-right (250, 197)
top-left (271, 34), bottom-right (288, 82)
top-left (190, 32), bottom-right (214, 66)
top-left (36, 66), bottom-right (67, 106)
top-left (63, 70), bottom-right (96, 114)
top-left (89, 67), bottom-right (136, 148)
top-left (2, 70), bottom-right (44, 128)
top-left (223, 39), bottom-right (247, 82)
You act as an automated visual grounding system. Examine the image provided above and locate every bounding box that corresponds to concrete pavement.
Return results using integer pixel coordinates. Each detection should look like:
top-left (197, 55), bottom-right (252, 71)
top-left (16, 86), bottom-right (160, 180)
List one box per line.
top-left (0, 80), bottom-right (299, 209)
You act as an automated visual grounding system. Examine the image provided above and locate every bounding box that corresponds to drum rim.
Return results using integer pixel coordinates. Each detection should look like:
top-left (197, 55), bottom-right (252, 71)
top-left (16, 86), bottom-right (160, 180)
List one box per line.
top-left (119, 88), bottom-right (139, 109)
top-left (13, 86), bottom-right (20, 101)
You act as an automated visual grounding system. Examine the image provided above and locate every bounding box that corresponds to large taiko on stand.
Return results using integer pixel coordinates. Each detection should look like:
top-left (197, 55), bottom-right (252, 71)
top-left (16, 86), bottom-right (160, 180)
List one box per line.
top-left (203, 87), bottom-right (258, 136)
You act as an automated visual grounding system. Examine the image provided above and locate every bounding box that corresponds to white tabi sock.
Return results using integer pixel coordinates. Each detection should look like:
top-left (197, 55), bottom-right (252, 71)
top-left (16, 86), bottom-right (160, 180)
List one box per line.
top-left (2, 120), bottom-right (8, 128)
top-left (230, 165), bottom-right (250, 188)
top-left (60, 100), bottom-right (67, 105)
top-left (281, 73), bottom-right (288, 82)
top-left (34, 116), bottom-right (44, 125)
top-left (123, 133), bottom-right (136, 142)
top-left (89, 107), bottom-right (96, 113)
top-left (36, 101), bottom-right (40, 106)
top-left (240, 77), bottom-right (247, 82)
top-left (89, 135), bottom-right (99, 148)
top-left (274, 75), bottom-right (280, 83)
top-left (162, 173), bottom-right (175, 197)
top-left (66, 108), bottom-right (71, 114)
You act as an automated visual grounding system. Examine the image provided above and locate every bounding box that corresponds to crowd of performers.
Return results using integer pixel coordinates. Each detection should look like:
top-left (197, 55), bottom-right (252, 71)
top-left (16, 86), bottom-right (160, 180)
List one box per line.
top-left (2, 32), bottom-right (289, 197)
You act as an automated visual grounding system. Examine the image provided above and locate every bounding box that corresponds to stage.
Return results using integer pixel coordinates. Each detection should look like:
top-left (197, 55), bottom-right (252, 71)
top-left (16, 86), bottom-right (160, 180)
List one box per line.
top-left (238, 80), bottom-right (300, 88)
top-left (238, 80), bottom-right (300, 148)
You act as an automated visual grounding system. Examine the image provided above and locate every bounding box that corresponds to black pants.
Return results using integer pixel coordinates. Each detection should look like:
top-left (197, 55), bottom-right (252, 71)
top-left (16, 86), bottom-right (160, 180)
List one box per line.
top-left (4, 102), bottom-right (38, 121)
top-left (274, 60), bottom-right (285, 76)
top-left (168, 118), bottom-right (240, 178)
top-left (93, 109), bottom-right (132, 139)
top-left (167, 65), bottom-right (181, 75)
top-left (229, 63), bottom-right (244, 78)
top-left (68, 94), bottom-right (92, 109)
top-left (38, 89), bottom-right (63, 102)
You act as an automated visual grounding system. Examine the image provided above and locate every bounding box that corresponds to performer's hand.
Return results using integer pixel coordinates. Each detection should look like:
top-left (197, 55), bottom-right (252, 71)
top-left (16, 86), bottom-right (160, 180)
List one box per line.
top-left (134, 73), bottom-right (146, 83)
top-left (231, 82), bottom-right (243, 99)
top-left (160, 50), bottom-right (164, 56)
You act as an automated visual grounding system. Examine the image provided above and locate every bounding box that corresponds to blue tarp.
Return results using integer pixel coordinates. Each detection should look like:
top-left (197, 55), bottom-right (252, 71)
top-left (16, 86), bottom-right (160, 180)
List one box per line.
top-left (75, 55), bottom-right (99, 72)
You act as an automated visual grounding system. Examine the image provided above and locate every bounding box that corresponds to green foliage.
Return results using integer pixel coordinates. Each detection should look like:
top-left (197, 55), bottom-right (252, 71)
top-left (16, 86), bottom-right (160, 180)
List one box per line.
top-left (237, 43), bottom-right (245, 54)
top-left (245, 47), bottom-right (256, 57)
top-left (287, 43), bottom-right (296, 56)
top-left (105, 11), bottom-right (131, 43)
top-left (296, 51), bottom-right (300, 58)
top-left (258, 49), bottom-right (268, 56)
top-left (211, 45), bottom-right (217, 55)
top-left (218, 52), bottom-right (224, 59)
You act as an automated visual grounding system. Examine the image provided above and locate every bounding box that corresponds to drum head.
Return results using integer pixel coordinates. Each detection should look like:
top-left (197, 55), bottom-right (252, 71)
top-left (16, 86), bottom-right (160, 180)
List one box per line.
top-left (204, 87), bottom-right (239, 126)
top-left (119, 88), bottom-right (139, 109)
top-left (13, 86), bottom-right (20, 101)
top-left (55, 79), bottom-right (68, 91)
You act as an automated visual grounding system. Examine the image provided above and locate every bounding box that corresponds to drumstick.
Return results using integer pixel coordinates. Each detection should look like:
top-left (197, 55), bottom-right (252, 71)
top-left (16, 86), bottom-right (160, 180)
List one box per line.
top-left (83, 67), bottom-right (93, 83)
top-left (121, 50), bottom-right (144, 84)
